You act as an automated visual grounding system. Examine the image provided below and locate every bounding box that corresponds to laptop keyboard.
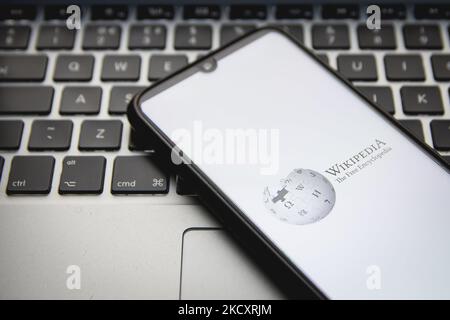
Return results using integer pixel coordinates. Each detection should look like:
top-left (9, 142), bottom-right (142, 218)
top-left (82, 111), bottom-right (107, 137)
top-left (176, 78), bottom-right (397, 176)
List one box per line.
top-left (0, 4), bottom-right (449, 197)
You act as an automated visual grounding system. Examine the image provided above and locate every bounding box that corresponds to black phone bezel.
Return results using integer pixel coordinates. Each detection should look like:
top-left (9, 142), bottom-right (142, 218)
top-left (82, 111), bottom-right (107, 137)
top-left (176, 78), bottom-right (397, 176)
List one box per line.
top-left (128, 27), bottom-right (450, 300)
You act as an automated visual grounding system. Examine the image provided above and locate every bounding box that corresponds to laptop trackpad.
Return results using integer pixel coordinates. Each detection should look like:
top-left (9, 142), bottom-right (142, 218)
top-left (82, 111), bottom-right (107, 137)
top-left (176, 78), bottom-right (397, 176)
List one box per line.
top-left (180, 229), bottom-right (285, 299)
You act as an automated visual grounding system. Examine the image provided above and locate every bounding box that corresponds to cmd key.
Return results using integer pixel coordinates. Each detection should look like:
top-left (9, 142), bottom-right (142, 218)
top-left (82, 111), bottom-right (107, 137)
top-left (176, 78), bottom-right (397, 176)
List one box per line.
top-left (0, 86), bottom-right (54, 115)
top-left (7, 156), bottom-right (55, 195)
top-left (0, 55), bottom-right (47, 81)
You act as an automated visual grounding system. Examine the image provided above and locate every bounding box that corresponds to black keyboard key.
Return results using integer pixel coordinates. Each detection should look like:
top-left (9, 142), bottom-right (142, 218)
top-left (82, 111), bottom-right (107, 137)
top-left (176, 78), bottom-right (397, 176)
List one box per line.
top-left (60, 87), bottom-right (102, 115)
top-left (0, 26), bottom-right (30, 49)
top-left (357, 24), bottom-right (396, 49)
top-left (430, 120), bottom-right (450, 151)
top-left (7, 156), bottom-right (55, 195)
top-left (384, 55), bottom-right (425, 81)
top-left (184, 5), bottom-right (221, 20)
top-left (91, 5), bottom-right (128, 20)
top-left (79, 120), bottom-right (122, 151)
top-left (398, 120), bottom-right (425, 142)
top-left (54, 55), bottom-right (94, 81)
top-left (271, 25), bottom-right (303, 43)
top-left (44, 5), bottom-right (73, 20)
top-left (129, 129), bottom-right (153, 151)
top-left (137, 5), bottom-right (174, 20)
top-left (112, 156), bottom-right (169, 194)
top-left (59, 156), bottom-right (106, 194)
top-left (0, 55), bottom-right (47, 81)
top-left (337, 55), bottom-right (377, 81)
top-left (0, 120), bottom-right (24, 150)
top-left (0, 5), bottom-right (36, 21)
top-left (176, 175), bottom-right (197, 196)
top-left (128, 25), bottom-right (166, 49)
top-left (36, 26), bottom-right (76, 50)
top-left (28, 120), bottom-right (73, 151)
top-left (356, 86), bottom-right (395, 114)
top-left (415, 5), bottom-right (450, 20)
top-left (174, 25), bottom-right (212, 50)
top-left (312, 25), bottom-right (350, 49)
top-left (322, 4), bottom-right (359, 19)
top-left (403, 25), bottom-right (442, 50)
top-left (109, 86), bottom-right (145, 114)
top-left (370, 4), bottom-right (406, 20)
top-left (220, 24), bottom-right (256, 46)
top-left (101, 55), bottom-right (141, 81)
top-left (431, 55), bottom-right (450, 81)
top-left (0, 156), bottom-right (3, 182)
top-left (401, 86), bottom-right (444, 115)
top-left (275, 5), bottom-right (313, 19)
top-left (0, 87), bottom-right (54, 115)
top-left (229, 5), bottom-right (267, 20)
top-left (148, 55), bottom-right (188, 81)
top-left (82, 25), bottom-right (121, 50)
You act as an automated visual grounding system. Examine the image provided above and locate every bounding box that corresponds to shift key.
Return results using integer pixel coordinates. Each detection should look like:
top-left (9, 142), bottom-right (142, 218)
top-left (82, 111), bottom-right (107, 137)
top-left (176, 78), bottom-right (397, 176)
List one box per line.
top-left (0, 86), bottom-right (54, 114)
top-left (112, 156), bottom-right (169, 194)
top-left (0, 55), bottom-right (48, 81)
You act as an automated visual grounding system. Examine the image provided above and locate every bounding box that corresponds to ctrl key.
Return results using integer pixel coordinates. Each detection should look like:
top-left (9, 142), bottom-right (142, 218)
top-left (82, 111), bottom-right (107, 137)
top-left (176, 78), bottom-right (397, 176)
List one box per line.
top-left (112, 156), bottom-right (169, 194)
top-left (7, 156), bottom-right (55, 195)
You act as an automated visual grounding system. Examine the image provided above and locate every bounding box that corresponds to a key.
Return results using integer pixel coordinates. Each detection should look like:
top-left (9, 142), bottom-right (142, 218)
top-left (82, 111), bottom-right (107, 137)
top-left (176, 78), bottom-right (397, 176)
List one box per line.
top-left (44, 5), bottom-right (74, 20)
top-left (184, 5), bottom-right (221, 19)
top-left (82, 25), bottom-right (121, 50)
top-left (220, 24), bottom-right (256, 46)
top-left (357, 25), bottom-right (396, 50)
top-left (174, 25), bottom-right (212, 50)
top-left (401, 86), bottom-right (444, 115)
top-left (36, 25), bottom-right (76, 50)
top-left (0, 156), bottom-right (4, 182)
top-left (337, 55), bottom-right (377, 81)
top-left (0, 55), bottom-right (48, 81)
top-left (137, 5), bottom-right (174, 20)
top-left (101, 55), bottom-right (141, 81)
top-left (28, 120), bottom-right (73, 151)
top-left (398, 120), bottom-right (425, 142)
top-left (0, 5), bottom-right (36, 20)
top-left (128, 25), bottom-right (166, 49)
top-left (7, 156), bottom-right (55, 195)
top-left (148, 55), bottom-right (188, 81)
top-left (312, 25), bottom-right (350, 49)
top-left (60, 87), bottom-right (102, 115)
top-left (53, 55), bottom-right (94, 81)
top-left (59, 156), bottom-right (106, 194)
top-left (430, 120), bottom-right (450, 151)
top-left (79, 120), bottom-right (122, 151)
top-left (129, 129), bottom-right (154, 151)
top-left (109, 86), bottom-right (145, 114)
top-left (0, 26), bottom-right (30, 49)
top-left (403, 25), bottom-right (442, 50)
top-left (176, 175), bottom-right (198, 196)
top-left (322, 4), bottom-right (359, 19)
top-left (431, 55), bottom-right (450, 81)
top-left (368, 4), bottom-right (406, 19)
top-left (384, 55), bottom-right (425, 81)
top-left (275, 5), bottom-right (313, 19)
top-left (91, 5), bottom-right (128, 20)
top-left (356, 86), bottom-right (395, 114)
top-left (271, 25), bottom-right (303, 43)
top-left (112, 156), bottom-right (169, 194)
top-left (0, 87), bottom-right (54, 115)
top-left (0, 120), bottom-right (24, 150)
top-left (229, 5), bottom-right (267, 20)
top-left (414, 5), bottom-right (450, 20)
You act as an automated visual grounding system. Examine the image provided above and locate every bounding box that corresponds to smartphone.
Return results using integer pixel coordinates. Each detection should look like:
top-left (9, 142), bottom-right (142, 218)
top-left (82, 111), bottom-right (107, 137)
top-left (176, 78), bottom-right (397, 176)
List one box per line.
top-left (129, 28), bottom-right (450, 299)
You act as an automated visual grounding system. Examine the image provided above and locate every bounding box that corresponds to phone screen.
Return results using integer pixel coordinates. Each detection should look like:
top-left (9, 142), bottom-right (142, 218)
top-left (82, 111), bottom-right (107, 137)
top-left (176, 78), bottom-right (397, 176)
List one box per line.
top-left (138, 30), bottom-right (450, 299)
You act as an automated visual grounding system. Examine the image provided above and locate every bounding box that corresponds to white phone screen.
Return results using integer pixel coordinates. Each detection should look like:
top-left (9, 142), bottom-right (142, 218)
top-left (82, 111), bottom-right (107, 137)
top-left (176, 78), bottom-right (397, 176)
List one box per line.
top-left (139, 30), bottom-right (450, 299)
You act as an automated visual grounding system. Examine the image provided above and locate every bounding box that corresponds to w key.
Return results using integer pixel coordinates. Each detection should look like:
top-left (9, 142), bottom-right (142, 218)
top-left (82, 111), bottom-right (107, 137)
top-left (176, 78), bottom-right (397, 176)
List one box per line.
top-left (101, 55), bottom-right (141, 81)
